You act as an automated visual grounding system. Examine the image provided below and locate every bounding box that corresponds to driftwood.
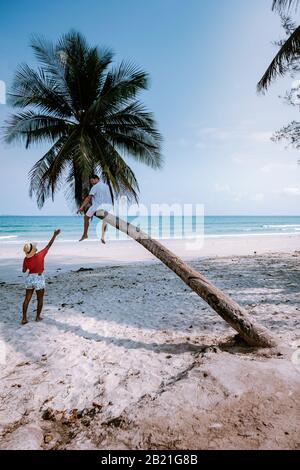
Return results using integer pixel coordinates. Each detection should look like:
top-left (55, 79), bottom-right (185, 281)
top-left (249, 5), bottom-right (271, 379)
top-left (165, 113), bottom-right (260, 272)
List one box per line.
top-left (96, 210), bottom-right (277, 348)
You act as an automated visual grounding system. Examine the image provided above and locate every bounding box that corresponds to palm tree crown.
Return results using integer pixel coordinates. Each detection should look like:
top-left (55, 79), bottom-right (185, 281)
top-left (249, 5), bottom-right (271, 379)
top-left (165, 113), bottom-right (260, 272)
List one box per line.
top-left (258, 0), bottom-right (300, 92)
top-left (3, 31), bottom-right (163, 208)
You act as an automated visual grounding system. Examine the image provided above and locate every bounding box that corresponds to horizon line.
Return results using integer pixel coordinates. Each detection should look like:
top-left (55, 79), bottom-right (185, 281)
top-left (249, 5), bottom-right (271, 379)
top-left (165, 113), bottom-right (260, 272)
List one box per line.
top-left (1, 214), bottom-right (300, 218)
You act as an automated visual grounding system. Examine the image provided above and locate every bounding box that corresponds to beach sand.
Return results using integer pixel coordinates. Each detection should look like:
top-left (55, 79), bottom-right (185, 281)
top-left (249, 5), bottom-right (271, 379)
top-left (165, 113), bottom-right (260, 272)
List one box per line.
top-left (0, 235), bottom-right (299, 449)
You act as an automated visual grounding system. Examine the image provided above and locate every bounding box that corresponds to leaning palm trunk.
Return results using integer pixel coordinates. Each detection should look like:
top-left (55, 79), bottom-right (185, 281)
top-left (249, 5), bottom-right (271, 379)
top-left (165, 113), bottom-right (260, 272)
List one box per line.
top-left (96, 210), bottom-right (277, 348)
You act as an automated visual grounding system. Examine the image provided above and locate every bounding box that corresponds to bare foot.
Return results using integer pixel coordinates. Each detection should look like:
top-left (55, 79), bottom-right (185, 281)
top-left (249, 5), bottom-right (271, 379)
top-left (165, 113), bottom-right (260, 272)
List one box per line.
top-left (35, 317), bottom-right (43, 322)
top-left (101, 238), bottom-right (106, 244)
top-left (79, 235), bottom-right (88, 242)
top-left (21, 318), bottom-right (28, 325)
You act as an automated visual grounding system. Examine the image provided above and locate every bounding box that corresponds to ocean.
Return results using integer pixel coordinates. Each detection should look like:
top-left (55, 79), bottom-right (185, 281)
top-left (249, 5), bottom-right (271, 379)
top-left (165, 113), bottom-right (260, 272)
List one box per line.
top-left (0, 215), bottom-right (300, 244)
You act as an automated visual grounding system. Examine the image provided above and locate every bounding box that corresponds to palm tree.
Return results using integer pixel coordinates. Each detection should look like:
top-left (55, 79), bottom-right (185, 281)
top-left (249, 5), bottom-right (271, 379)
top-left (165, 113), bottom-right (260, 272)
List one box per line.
top-left (3, 31), bottom-right (277, 348)
top-left (2, 31), bottom-right (163, 208)
top-left (257, 0), bottom-right (300, 92)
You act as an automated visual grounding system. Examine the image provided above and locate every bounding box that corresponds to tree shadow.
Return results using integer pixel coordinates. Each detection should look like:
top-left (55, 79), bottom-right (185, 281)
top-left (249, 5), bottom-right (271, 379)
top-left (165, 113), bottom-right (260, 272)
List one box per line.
top-left (1, 254), bottom-right (297, 366)
top-left (45, 317), bottom-right (213, 355)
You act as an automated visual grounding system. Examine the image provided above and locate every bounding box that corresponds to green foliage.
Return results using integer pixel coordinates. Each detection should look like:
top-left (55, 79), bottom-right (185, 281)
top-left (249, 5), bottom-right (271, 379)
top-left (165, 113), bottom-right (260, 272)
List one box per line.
top-left (272, 0), bottom-right (299, 13)
top-left (257, 25), bottom-right (300, 92)
top-left (2, 31), bottom-right (163, 209)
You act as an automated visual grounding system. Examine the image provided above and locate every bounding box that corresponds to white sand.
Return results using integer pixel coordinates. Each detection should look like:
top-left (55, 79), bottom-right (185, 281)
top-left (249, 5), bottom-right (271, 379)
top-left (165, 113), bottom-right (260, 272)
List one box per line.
top-left (0, 235), bottom-right (299, 449)
top-left (0, 233), bottom-right (299, 282)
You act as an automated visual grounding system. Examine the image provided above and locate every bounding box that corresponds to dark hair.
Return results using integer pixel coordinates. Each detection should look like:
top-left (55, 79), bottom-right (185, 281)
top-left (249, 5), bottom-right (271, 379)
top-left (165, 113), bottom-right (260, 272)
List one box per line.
top-left (89, 174), bottom-right (99, 180)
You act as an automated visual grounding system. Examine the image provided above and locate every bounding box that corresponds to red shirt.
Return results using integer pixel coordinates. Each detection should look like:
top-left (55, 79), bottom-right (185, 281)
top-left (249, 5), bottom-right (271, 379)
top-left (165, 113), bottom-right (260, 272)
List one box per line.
top-left (23, 247), bottom-right (49, 274)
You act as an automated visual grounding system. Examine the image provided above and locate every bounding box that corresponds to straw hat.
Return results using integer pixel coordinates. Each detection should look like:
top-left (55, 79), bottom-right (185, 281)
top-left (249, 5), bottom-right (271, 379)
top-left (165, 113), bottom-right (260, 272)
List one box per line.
top-left (23, 242), bottom-right (37, 258)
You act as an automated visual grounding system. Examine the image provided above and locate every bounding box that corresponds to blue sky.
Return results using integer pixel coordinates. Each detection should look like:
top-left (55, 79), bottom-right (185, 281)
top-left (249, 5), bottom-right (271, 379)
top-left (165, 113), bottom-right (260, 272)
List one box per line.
top-left (0, 0), bottom-right (299, 215)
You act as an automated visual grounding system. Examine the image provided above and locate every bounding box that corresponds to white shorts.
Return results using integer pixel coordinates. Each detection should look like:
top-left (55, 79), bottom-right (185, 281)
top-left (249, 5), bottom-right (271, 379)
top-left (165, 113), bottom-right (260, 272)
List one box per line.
top-left (86, 205), bottom-right (98, 218)
top-left (25, 273), bottom-right (45, 290)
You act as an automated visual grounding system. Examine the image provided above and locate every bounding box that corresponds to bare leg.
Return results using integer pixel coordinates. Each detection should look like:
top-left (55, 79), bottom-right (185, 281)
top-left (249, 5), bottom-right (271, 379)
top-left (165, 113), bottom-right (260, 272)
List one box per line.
top-left (22, 289), bottom-right (34, 324)
top-left (36, 289), bottom-right (45, 321)
top-left (101, 221), bottom-right (108, 244)
top-left (79, 215), bottom-right (91, 241)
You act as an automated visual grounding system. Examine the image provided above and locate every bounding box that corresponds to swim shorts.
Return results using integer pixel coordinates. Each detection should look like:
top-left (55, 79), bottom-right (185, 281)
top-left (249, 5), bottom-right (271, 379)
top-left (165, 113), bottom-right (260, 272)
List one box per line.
top-left (25, 273), bottom-right (45, 290)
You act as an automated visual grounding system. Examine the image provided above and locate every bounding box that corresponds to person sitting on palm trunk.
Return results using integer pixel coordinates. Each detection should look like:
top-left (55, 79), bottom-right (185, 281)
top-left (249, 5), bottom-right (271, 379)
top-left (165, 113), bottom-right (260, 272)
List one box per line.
top-left (77, 175), bottom-right (111, 243)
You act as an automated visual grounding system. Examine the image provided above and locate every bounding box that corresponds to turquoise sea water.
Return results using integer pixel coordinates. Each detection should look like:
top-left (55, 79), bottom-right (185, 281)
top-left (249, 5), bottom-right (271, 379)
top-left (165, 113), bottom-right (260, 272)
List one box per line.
top-left (1, 215), bottom-right (300, 243)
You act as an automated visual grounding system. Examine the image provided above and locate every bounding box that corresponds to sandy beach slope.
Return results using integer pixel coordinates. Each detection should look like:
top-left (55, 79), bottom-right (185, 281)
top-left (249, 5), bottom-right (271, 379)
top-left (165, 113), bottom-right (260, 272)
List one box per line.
top-left (0, 235), bottom-right (299, 449)
top-left (0, 233), bottom-right (300, 282)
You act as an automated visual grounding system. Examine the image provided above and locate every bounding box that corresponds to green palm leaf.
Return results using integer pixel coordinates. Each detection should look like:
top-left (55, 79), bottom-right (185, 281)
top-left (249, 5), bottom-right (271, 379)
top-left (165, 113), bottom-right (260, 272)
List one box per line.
top-left (257, 25), bottom-right (300, 92)
top-left (272, 0), bottom-right (299, 12)
top-left (3, 111), bottom-right (73, 148)
top-left (2, 31), bottom-right (163, 209)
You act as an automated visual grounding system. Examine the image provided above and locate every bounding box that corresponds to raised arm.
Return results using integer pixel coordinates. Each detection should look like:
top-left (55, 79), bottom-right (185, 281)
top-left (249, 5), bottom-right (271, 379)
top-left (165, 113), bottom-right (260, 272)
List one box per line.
top-left (46, 229), bottom-right (61, 250)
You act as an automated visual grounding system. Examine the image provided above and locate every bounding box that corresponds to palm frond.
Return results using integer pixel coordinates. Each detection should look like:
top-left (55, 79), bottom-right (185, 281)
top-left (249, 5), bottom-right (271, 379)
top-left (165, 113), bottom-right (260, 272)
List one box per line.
top-left (272, 0), bottom-right (299, 12)
top-left (30, 34), bottom-right (73, 108)
top-left (29, 128), bottom-right (81, 206)
top-left (8, 63), bottom-right (74, 118)
top-left (58, 31), bottom-right (114, 114)
top-left (257, 25), bottom-right (300, 92)
top-left (104, 126), bottom-right (163, 169)
top-left (29, 138), bottom-right (67, 208)
top-left (2, 111), bottom-right (73, 147)
top-left (93, 135), bottom-right (140, 203)
top-left (87, 61), bottom-right (149, 121)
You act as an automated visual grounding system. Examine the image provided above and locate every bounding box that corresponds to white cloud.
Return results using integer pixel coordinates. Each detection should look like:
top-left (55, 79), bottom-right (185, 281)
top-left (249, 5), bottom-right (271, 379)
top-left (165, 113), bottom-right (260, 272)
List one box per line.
top-left (231, 153), bottom-right (244, 164)
top-left (260, 162), bottom-right (296, 173)
top-left (195, 141), bottom-right (206, 149)
top-left (231, 152), bottom-right (256, 165)
top-left (169, 137), bottom-right (206, 149)
top-left (282, 187), bottom-right (300, 196)
top-left (177, 138), bottom-right (189, 147)
top-left (215, 183), bottom-right (231, 192)
top-left (196, 126), bottom-right (275, 146)
top-left (197, 127), bottom-right (233, 140)
top-left (214, 183), bottom-right (242, 201)
top-left (215, 184), bottom-right (265, 202)
top-left (250, 193), bottom-right (264, 201)
top-left (250, 131), bottom-right (273, 143)
top-left (232, 193), bottom-right (242, 202)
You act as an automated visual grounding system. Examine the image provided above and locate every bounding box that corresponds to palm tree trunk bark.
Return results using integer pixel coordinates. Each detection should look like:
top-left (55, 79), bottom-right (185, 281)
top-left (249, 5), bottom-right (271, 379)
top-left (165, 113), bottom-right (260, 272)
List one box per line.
top-left (96, 210), bottom-right (277, 348)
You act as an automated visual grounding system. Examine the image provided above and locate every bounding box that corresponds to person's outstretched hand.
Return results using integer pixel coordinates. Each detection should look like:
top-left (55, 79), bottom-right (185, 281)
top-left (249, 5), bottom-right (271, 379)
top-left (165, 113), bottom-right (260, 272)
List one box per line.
top-left (54, 229), bottom-right (61, 237)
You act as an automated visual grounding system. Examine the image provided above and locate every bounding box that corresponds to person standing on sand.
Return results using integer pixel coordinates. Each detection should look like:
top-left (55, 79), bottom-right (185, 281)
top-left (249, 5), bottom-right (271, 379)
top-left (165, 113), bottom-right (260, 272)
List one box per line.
top-left (78, 175), bottom-right (111, 243)
top-left (21, 229), bottom-right (61, 325)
